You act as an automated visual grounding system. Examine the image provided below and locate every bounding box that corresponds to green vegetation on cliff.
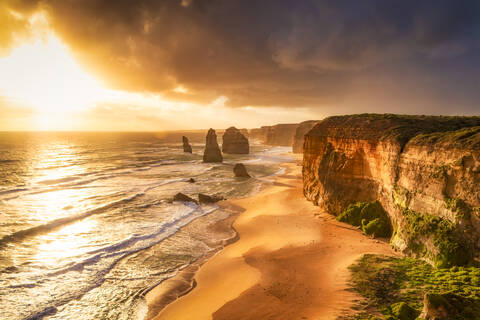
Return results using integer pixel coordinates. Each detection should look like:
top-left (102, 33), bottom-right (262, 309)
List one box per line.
top-left (410, 126), bottom-right (480, 149)
top-left (344, 254), bottom-right (480, 320)
top-left (307, 114), bottom-right (480, 147)
top-left (337, 201), bottom-right (392, 238)
top-left (394, 209), bottom-right (472, 268)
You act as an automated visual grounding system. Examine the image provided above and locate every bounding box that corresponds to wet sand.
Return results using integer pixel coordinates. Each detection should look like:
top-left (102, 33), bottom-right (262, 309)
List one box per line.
top-left (147, 163), bottom-right (398, 320)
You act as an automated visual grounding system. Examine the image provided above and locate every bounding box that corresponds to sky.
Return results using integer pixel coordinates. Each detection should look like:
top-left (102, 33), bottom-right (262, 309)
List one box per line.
top-left (0, 0), bottom-right (479, 131)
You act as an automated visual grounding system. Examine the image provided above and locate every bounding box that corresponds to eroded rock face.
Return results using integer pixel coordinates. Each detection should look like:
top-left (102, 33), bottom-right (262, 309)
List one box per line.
top-left (248, 126), bottom-right (271, 143)
top-left (203, 128), bottom-right (223, 163)
top-left (302, 114), bottom-right (480, 266)
top-left (266, 123), bottom-right (299, 146)
top-left (293, 120), bottom-right (320, 153)
top-left (249, 123), bottom-right (299, 147)
top-left (421, 292), bottom-right (480, 320)
top-left (222, 127), bottom-right (249, 154)
top-left (233, 163), bottom-right (251, 178)
top-left (182, 136), bottom-right (192, 153)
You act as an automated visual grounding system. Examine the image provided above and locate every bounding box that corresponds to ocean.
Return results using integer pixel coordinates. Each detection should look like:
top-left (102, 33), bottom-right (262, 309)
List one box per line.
top-left (0, 131), bottom-right (292, 320)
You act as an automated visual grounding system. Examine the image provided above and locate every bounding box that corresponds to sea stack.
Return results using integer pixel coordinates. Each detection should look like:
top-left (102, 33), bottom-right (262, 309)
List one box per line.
top-left (233, 163), bottom-right (251, 178)
top-left (182, 136), bottom-right (192, 153)
top-left (222, 127), bottom-right (249, 154)
top-left (203, 128), bottom-right (223, 163)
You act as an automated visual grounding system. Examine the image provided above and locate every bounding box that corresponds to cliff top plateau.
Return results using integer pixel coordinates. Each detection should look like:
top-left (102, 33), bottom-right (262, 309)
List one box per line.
top-left (307, 113), bottom-right (480, 146)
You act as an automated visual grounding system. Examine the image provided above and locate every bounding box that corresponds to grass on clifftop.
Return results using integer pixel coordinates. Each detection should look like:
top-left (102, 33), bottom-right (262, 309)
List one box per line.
top-left (409, 126), bottom-right (480, 149)
top-left (337, 201), bottom-right (392, 238)
top-left (310, 114), bottom-right (480, 147)
top-left (343, 254), bottom-right (480, 320)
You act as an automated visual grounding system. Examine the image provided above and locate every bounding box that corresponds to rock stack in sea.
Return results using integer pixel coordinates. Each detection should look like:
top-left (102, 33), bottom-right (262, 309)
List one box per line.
top-left (203, 129), bottom-right (223, 163)
top-left (233, 163), bottom-right (251, 178)
top-left (222, 127), bottom-right (249, 154)
top-left (182, 136), bottom-right (192, 153)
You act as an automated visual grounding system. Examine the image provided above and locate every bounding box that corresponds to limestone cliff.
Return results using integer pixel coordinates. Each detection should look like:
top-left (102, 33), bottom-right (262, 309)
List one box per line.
top-left (249, 123), bottom-right (299, 147)
top-left (303, 114), bottom-right (480, 266)
top-left (293, 120), bottom-right (320, 153)
top-left (249, 126), bottom-right (270, 143)
top-left (222, 127), bottom-right (249, 154)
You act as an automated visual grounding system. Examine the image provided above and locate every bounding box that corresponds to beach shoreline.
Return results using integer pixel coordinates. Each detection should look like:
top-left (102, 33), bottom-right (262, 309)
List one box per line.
top-left (146, 161), bottom-right (399, 320)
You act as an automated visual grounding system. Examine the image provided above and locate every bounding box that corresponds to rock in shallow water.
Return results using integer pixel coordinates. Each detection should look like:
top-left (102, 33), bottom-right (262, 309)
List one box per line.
top-left (198, 193), bottom-right (224, 204)
top-left (203, 129), bottom-right (223, 163)
top-left (173, 193), bottom-right (198, 204)
top-left (233, 163), bottom-right (251, 178)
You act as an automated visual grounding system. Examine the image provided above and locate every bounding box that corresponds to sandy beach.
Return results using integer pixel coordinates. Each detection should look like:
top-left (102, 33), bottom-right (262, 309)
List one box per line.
top-left (147, 162), bottom-right (398, 320)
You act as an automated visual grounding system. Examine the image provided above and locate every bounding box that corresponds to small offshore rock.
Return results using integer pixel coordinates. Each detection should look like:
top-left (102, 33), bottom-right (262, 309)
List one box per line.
top-left (198, 193), bottom-right (224, 204)
top-left (173, 193), bottom-right (198, 204)
top-left (203, 128), bottom-right (223, 163)
top-left (233, 163), bottom-right (251, 178)
top-left (182, 136), bottom-right (192, 153)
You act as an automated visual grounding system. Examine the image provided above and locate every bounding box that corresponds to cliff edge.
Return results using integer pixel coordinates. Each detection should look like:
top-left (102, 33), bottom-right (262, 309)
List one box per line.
top-left (293, 120), bottom-right (320, 153)
top-left (303, 114), bottom-right (480, 267)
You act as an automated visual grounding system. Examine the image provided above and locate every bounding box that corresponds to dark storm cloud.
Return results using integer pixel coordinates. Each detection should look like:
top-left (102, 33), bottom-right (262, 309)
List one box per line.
top-left (2, 0), bottom-right (480, 113)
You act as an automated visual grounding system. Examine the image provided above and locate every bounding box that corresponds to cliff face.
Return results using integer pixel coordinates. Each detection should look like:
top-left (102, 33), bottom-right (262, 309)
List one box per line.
top-left (265, 123), bottom-right (299, 146)
top-left (303, 114), bottom-right (480, 266)
top-left (249, 123), bottom-right (299, 147)
top-left (293, 120), bottom-right (320, 153)
top-left (248, 126), bottom-right (268, 142)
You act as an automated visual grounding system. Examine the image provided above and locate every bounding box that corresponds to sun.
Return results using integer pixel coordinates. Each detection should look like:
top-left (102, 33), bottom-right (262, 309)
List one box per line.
top-left (0, 33), bottom-right (105, 115)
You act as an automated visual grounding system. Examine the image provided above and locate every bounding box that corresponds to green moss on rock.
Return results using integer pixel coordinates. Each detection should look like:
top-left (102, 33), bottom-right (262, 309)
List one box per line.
top-left (362, 218), bottom-right (391, 238)
top-left (410, 126), bottom-right (480, 149)
top-left (398, 209), bottom-right (473, 268)
top-left (444, 197), bottom-right (471, 219)
top-left (423, 292), bottom-right (480, 320)
top-left (347, 254), bottom-right (480, 319)
top-left (389, 302), bottom-right (419, 320)
top-left (337, 201), bottom-right (392, 238)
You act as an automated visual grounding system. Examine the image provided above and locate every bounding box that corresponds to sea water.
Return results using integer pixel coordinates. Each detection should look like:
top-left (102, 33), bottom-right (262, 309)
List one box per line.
top-left (0, 132), bottom-right (292, 320)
